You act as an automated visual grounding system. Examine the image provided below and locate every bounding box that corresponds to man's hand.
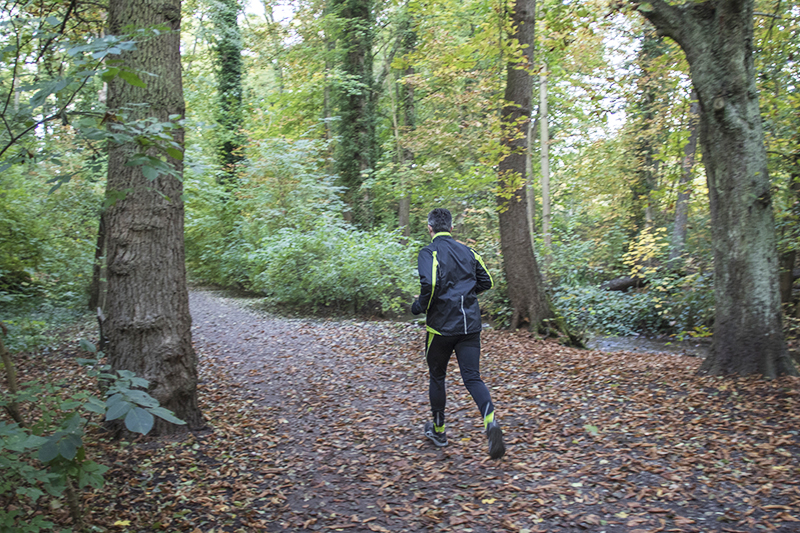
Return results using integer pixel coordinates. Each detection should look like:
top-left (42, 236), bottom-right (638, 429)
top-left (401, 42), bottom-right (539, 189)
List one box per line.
top-left (411, 297), bottom-right (422, 316)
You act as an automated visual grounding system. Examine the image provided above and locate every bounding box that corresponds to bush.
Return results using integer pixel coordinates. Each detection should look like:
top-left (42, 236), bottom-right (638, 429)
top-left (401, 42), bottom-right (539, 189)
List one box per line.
top-left (554, 285), bottom-right (667, 336)
top-left (247, 220), bottom-right (418, 315)
top-left (0, 339), bottom-right (184, 532)
top-left (184, 137), bottom-right (345, 289)
top-left (553, 269), bottom-right (715, 338)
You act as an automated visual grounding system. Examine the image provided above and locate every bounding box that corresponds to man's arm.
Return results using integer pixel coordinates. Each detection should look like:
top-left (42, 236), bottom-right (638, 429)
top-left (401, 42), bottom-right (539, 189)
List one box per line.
top-left (412, 249), bottom-right (434, 315)
top-left (473, 250), bottom-right (493, 294)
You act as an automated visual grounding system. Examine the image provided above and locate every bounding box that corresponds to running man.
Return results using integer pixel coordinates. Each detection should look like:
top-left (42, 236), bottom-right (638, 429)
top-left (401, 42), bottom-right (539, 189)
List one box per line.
top-left (411, 208), bottom-right (505, 460)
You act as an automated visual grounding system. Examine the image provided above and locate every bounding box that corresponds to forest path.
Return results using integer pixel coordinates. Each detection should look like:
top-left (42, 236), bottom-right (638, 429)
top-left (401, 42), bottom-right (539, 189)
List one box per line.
top-left (177, 288), bottom-right (800, 533)
top-left (188, 288), bottom-right (509, 531)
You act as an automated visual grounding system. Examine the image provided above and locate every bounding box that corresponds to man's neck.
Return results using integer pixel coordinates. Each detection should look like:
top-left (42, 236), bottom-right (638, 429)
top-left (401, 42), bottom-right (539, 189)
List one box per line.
top-left (431, 231), bottom-right (451, 240)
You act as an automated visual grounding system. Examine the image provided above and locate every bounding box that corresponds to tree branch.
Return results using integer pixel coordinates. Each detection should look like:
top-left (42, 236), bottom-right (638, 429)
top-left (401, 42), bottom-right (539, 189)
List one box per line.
top-left (628, 0), bottom-right (687, 44)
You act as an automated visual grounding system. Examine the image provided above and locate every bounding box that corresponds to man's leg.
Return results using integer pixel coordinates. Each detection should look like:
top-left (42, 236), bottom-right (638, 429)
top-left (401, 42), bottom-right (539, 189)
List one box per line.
top-left (454, 332), bottom-right (505, 459)
top-left (426, 332), bottom-right (455, 433)
top-left (453, 332), bottom-right (493, 419)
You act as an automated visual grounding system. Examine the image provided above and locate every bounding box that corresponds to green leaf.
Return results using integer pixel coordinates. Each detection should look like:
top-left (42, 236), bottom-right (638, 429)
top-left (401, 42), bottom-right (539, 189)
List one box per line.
top-left (105, 397), bottom-right (132, 421)
top-left (148, 406), bottom-right (186, 425)
top-left (39, 439), bottom-right (59, 463)
top-left (125, 407), bottom-right (154, 435)
top-left (116, 370), bottom-right (137, 380)
top-left (165, 146), bottom-right (184, 160)
top-left (142, 164), bottom-right (160, 181)
top-left (23, 434), bottom-right (48, 450)
top-left (119, 70), bottom-right (146, 88)
top-left (78, 461), bottom-right (109, 489)
top-left (84, 397), bottom-right (107, 415)
top-left (125, 389), bottom-right (159, 408)
top-left (100, 67), bottom-right (120, 83)
top-left (79, 339), bottom-right (97, 353)
top-left (57, 434), bottom-right (82, 460)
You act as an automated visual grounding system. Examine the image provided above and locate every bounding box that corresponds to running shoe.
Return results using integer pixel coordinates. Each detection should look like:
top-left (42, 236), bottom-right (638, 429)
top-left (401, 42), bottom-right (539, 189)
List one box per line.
top-left (486, 420), bottom-right (505, 459)
top-left (424, 421), bottom-right (448, 447)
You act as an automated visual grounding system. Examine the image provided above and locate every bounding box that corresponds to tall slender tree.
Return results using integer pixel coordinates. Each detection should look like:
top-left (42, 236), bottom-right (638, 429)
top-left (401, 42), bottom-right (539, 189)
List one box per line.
top-left (212, 0), bottom-right (245, 185)
top-left (105, 0), bottom-right (205, 433)
top-left (630, 27), bottom-right (669, 231)
top-left (395, 5), bottom-right (416, 239)
top-left (539, 60), bottom-right (551, 253)
top-left (497, 0), bottom-right (574, 339)
top-left (332, 0), bottom-right (376, 227)
top-left (633, 0), bottom-right (796, 377)
top-left (669, 89), bottom-right (700, 265)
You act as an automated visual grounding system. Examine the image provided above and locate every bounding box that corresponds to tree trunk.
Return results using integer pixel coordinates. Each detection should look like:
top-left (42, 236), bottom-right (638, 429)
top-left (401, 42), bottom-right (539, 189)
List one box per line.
top-left (213, 0), bottom-right (245, 186)
top-left (333, 0), bottom-right (375, 228)
top-left (669, 90), bottom-right (700, 265)
top-left (636, 0), bottom-right (796, 377)
top-left (497, 0), bottom-right (574, 341)
top-left (396, 7), bottom-right (415, 241)
top-left (632, 27), bottom-right (667, 232)
top-left (88, 210), bottom-right (106, 312)
top-left (105, 0), bottom-right (204, 433)
top-left (539, 61), bottom-right (551, 254)
top-left (525, 112), bottom-right (536, 241)
top-left (779, 250), bottom-right (795, 305)
top-left (779, 160), bottom-right (800, 305)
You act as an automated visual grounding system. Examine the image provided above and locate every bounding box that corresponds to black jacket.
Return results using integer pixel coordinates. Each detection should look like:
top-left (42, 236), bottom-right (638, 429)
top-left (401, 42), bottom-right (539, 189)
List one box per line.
top-left (411, 232), bottom-right (493, 336)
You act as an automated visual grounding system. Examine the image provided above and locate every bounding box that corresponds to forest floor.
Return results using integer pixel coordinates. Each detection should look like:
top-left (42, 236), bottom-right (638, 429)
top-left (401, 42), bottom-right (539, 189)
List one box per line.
top-left (14, 288), bottom-right (800, 532)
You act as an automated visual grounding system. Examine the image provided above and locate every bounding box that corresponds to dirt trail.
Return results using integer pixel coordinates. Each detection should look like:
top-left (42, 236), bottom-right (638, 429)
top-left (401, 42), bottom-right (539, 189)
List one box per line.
top-left (182, 288), bottom-right (800, 533)
top-left (189, 289), bottom-right (511, 532)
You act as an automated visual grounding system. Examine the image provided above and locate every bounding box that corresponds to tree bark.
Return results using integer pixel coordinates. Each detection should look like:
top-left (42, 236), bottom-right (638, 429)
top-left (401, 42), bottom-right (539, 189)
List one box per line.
top-left (539, 61), bottom-right (551, 254)
top-left (525, 113), bottom-right (536, 241)
top-left (333, 0), bottom-right (375, 228)
top-left (213, 0), bottom-right (245, 186)
top-left (632, 27), bottom-right (667, 232)
top-left (105, 0), bottom-right (204, 433)
top-left (396, 7), bottom-right (415, 241)
top-left (669, 90), bottom-right (700, 264)
top-left (497, 0), bottom-right (573, 340)
top-left (635, 0), bottom-right (796, 377)
top-left (779, 160), bottom-right (800, 305)
top-left (0, 324), bottom-right (24, 426)
top-left (88, 210), bottom-right (106, 312)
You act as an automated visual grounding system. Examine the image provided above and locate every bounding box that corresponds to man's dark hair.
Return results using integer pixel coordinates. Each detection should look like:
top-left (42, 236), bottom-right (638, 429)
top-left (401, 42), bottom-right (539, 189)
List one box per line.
top-left (427, 208), bottom-right (452, 233)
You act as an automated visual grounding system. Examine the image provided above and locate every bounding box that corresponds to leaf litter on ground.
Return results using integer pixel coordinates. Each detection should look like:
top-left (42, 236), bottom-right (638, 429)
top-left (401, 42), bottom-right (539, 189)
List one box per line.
top-left (8, 289), bottom-right (800, 532)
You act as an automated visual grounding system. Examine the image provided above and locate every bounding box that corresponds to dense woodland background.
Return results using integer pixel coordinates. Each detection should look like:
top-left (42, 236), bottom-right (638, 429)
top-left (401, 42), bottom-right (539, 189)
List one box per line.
top-left (1, 1), bottom-right (800, 530)
top-left (2, 0), bottom-right (798, 344)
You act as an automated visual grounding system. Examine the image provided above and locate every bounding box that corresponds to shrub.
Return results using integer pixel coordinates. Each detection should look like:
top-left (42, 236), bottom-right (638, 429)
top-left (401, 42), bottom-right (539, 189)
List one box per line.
top-left (0, 338), bottom-right (184, 532)
top-left (553, 285), bottom-right (667, 336)
top-left (553, 268), bottom-right (715, 338)
top-left (247, 220), bottom-right (418, 315)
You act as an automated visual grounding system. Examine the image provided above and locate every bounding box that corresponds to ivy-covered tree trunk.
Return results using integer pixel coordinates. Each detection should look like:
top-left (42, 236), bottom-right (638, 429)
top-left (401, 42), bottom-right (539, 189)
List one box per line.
top-left (497, 0), bottom-right (569, 338)
top-left (212, 0), bottom-right (245, 186)
top-left (396, 6), bottom-right (416, 239)
top-left (332, 0), bottom-right (375, 228)
top-left (636, 0), bottom-right (796, 378)
top-left (105, 0), bottom-right (205, 433)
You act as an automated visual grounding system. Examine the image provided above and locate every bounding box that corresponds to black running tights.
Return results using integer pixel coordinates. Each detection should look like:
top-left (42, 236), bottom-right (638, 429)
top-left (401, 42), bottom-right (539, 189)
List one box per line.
top-left (425, 331), bottom-right (494, 429)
